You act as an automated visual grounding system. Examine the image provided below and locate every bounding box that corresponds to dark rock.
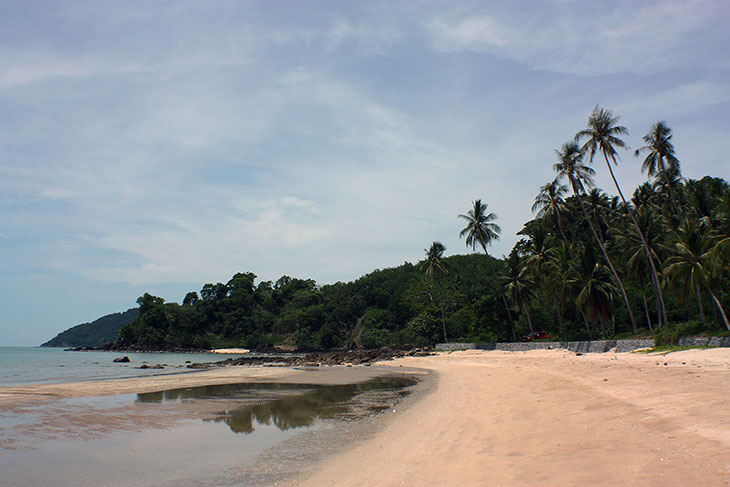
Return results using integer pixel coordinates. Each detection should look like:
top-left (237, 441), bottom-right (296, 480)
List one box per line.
top-left (113, 356), bottom-right (131, 363)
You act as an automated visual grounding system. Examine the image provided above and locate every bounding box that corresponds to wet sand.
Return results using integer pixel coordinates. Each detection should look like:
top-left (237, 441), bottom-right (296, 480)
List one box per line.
top-left (287, 348), bottom-right (730, 487)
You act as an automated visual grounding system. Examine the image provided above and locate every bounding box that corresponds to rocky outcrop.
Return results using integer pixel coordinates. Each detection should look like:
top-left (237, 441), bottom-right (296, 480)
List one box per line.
top-left (187, 347), bottom-right (434, 369)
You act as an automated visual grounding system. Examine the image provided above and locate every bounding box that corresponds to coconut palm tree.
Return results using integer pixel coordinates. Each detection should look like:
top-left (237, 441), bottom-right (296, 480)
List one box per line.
top-left (422, 241), bottom-right (449, 342)
top-left (553, 141), bottom-right (639, 332)
top-left (502, 249), bottom-right (536, 334)
top-left (458, 200), bottom-right (515, 339)
top-left (619, 207), bottom-right (668, 329)
top-left (575, 105), bottom-right (666, 329)
top-left (523, 223), bottom-right (565, 332)
top-left (664, 219), bottom-right (730, 330)
top-left (634, 121), bottom-right (681, 215)
top-left (532, 179), bottom-right (573, 257)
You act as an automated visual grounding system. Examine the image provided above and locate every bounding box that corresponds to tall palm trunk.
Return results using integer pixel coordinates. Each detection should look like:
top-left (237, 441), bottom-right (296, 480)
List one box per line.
top-left (602, 153), bottom-right (667, 327)
top-left (641, 291), bottom-right (653, 331)
top-left (555, 215), bottom-right (574, 259)
top-left (522, 298), bottom-right (534, 334)
top-left (579, 309), bottom-right (593, 339)
top-left (552, 292), bottom-right (564, 333)
top-left (695, 281), bottom-right (705, 323)
top-left (435, 279), bottom-right (447, 342)
top-left (707, 284), bottom-right (730, 331)
top-left (574, 188), bottom-right (638, 332)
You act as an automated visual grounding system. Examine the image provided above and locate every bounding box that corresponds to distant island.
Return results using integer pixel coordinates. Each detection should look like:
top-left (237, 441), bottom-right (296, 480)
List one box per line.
top-left (41, 308), bottom-right (139, 348)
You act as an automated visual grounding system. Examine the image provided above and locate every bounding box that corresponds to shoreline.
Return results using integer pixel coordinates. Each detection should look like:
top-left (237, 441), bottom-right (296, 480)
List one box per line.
top-left (2, 348), bottom-right (729, 485)
top-left (286, 348), bottom-right (730, 486)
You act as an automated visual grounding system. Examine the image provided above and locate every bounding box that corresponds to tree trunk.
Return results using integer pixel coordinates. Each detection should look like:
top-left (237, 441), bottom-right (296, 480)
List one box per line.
top-left (603, 153), bottom-right (665, 332)
top-left (523, 300), bottom-right (534, 334)
top-left (574, 187), bottom-right (639, 332)
top-left (579, 309), bottom-right (593, 339)
top-left (642, 291), bottom-right (653, 331)
top-left (552, 293), bottom-right (564, 333)
top-left (556, 214), bottom-right (574, 259)
top-left (707, 284), bottom-right (730, 331)
top-left (696, 281), bottom-right (706, 322)
top-left (436, 279), bottom-right (448, 343)
top-left (648, 268), bottom-right (663, 328)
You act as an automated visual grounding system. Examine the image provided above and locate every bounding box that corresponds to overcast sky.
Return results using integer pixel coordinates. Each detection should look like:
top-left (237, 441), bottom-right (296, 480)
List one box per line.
top-left (1, 0), bottom-right (728, 345)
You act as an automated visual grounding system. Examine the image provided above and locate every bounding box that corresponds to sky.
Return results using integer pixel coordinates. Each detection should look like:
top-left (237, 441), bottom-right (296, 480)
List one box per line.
top-left (1, 0), bottom-right (728, 346)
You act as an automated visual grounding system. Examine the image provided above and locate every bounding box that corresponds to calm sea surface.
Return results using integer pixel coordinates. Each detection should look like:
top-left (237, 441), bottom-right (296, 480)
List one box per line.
top-left (0, 354), bottom-right (420, 487)
top-left (0, 346), bottom-right (246, 386)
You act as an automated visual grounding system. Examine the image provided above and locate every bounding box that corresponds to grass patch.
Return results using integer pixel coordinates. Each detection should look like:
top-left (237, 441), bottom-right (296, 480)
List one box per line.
top-left (634, 344), bottom-right (709, 355)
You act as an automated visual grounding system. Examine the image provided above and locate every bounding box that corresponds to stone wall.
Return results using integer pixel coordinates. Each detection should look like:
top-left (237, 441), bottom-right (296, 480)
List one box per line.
top-left (435, 339), bottom-right (655, 353)
top-left (436, 336), bottom-right (730, 352)
top-left (677, 336), bottom-right (730, 347)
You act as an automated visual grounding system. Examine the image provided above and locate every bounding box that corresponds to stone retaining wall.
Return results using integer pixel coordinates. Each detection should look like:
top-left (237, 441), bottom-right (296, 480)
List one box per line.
top-left (677, 336), bottom-right (730, 347)
top-left (435, 339), bottom-right (655, 353)
top-left (437, 336), bottom-right (730, 352)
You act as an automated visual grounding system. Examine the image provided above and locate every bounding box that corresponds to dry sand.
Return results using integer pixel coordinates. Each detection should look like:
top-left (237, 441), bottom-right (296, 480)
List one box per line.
top-left (286, 348), bottom-right (730, 487)
top-left (1, 348), bottom-right (729, 486)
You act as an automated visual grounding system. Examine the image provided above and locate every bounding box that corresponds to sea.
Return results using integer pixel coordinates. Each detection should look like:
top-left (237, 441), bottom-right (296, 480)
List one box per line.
top-left (0, 346), bottom-right (421, 486)
top-left (0, 346), bottom-right (245, 386)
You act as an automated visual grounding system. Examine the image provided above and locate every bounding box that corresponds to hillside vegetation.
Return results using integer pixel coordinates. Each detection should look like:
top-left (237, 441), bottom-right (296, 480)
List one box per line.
top-left (116, 107), bottom-right (730, 350)
top-left (42, 308), bottom-right (139, 348)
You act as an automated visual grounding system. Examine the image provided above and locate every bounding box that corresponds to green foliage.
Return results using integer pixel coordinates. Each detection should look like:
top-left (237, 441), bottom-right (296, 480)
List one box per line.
top-left (42, 309), bottom-right (139, 347)
top-left (653, 320), bottom-right (726, 346)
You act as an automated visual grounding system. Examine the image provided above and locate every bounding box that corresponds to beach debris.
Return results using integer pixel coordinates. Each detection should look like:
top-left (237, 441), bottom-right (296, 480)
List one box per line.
top-left (113, 356), bottom-right (130, 363)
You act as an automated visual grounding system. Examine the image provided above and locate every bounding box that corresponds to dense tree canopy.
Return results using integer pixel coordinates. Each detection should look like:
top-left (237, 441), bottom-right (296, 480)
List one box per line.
top-left (118, 107), bottom-right (729, 350)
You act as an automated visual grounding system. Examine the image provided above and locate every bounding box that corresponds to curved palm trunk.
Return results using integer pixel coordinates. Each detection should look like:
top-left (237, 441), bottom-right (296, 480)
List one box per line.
top-left (706, 284), bottom-right (730, 331)
top-left (579, 309), bottom-right (593, 339)
top-left (435, 279), bottom-right (448, 342)
top-left (602, 153), bottom-right (667, 328)
top-left (521, 298), bottom-right (534, 334)
top-left (574, 188), bottom-right (639, 332)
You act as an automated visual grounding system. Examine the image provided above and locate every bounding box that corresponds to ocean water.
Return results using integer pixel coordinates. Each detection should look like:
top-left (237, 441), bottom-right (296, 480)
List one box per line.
top-left (0, 346), bottom-right (247, 386)
top-left (0, 373), bottom-right (420, 487)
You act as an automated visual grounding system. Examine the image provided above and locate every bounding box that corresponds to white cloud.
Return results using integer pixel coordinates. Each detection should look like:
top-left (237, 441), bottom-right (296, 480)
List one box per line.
top-left (426, 1), bottom-right (727, 76)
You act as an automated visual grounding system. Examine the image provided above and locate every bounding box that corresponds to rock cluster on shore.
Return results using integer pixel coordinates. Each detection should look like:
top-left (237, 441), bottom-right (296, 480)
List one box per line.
top-left (187, 347), bottom-right (434, 369)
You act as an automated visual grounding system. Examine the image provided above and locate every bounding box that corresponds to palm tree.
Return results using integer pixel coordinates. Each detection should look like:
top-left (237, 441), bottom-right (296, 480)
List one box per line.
top-left (619, 207), bottom-right (668, 329)
top-left (532, 179), bottom-right (573, 257)
top-left (458, 200), bottom-right (516, 339)
top-left (634, 121), bottom-right (681, 215)
top-left (575, 105), bottom-right (666, 329)
top-left (422, 241), bottom-right (449, 342)
top-left (523, 223), bottom-right (565, 332)
top-left (665, 219), bottom-right (730, 330)
top-left (502, 249), bottom-right (536, 334)
top-left (553, 141), bottom-right (639, 332)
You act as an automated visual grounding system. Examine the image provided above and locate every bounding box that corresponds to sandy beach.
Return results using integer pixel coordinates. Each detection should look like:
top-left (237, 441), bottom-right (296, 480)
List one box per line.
top-left (2, 348), bottom-right (729, 486)
top-left (286, 348), bottom-right (730, 487)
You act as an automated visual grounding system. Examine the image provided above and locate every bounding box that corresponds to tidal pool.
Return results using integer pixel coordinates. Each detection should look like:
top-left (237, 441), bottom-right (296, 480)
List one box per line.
top-left (0, 375), bottom-right (419, 487)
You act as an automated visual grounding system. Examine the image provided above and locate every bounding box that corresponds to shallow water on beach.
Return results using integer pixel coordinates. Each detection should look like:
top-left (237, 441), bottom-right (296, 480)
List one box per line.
top-left (0, 376), bottom-right (419, 487)
top-left (0, 346), bottom-right (255, 386)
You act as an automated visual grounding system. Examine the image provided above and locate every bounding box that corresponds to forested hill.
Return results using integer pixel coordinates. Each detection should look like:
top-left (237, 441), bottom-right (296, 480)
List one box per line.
top-left (116, 254), bottom-right (510, 351)
top-left (41, 308), bottom-right (140, 348)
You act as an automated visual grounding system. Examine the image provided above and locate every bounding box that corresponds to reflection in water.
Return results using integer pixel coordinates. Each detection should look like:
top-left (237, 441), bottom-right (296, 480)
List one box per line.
top-left (137, 376), bottom-right (418, 434)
